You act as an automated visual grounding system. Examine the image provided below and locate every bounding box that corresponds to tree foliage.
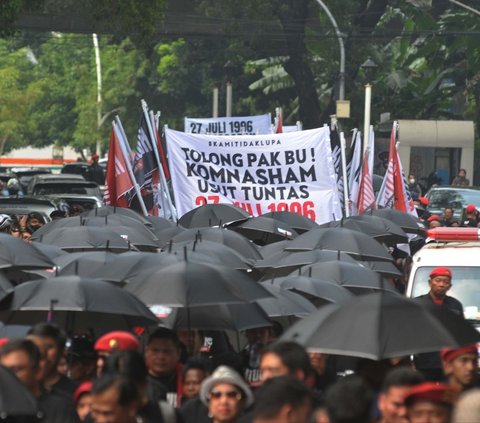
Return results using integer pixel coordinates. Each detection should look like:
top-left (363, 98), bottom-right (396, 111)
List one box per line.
top-left (0, 0), bottom-right (479, 157)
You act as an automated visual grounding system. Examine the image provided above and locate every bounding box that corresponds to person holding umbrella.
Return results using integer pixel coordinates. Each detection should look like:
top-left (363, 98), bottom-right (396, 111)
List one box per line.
top-left (0, 338), bottom-right (79, 423)
top-left (144, 328), bottom-right (183, 406)
top-left (28, 322), bottom-right (78, 397)
top-left (414, 267), bottom-right (464, 381)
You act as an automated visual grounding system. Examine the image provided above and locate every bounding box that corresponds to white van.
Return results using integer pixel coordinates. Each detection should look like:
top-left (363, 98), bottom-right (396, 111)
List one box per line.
top-left (406, 228), bottom-right (480, 326)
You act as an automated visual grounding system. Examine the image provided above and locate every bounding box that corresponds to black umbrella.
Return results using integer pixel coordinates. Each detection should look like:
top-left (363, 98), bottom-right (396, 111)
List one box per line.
top-left (144, 216), bottom-right (177, 234)
top-left (297, 261), bottom-right (396, 294)
top-left (179, 204), bottom-right (251, 228)
top-left (154, 226), bottom-right (186, 246)
top-left (261, 211), bottom-right (319, 234)
top-left (163, 240), bottom-right (255, 271)
top-left (53, 250), bottom-right (235, 283)
top-left (360, 260), bottom-right (402, 278)
top-left (81, 205), bottom-right (151, 225)
top-left (0, 233), bottom-right (55, 270)
top-left (157, 303), bottom-right (273, 331)
top-left (33, 216), bottom-right (160, 250)
top-left (0, 323), bottom-right (30, 338)
top-left (350, 215), bottom-right (409, 244)
top-left (265, 275), bottom-right (355, 306)
top-left (372, 209), bottom-right (423, 234)
top-left (280, 292), bottom-right (480, 360)
top-left (30, 242), bottom-right (67, 260)
top-left (0, 276), bottom-right (158, 334)
top-left (168, 227), bottom-right (262, 260)
top-left (225, 216), bottom-right (298, 245)
top-left (125, 261), bottom-right (273, 308)
top-left (0, 365), bottom-right (42, 419)
top-left (256, 284), bottom-right (316, 318)
top-left (255, 250), bottom-right (358, 279)
top-left (319, 216), bottom-right (408, 245)
top-left (285, 228), bottom-right (392, 261)
top-left (32, 226), bottom-right (133, 252)
top-left (257, 240), bottom-right (292, 258)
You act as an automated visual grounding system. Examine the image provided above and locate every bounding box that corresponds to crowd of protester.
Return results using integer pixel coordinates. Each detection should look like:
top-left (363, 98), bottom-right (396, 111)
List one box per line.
top-left (0, 322), bottom-right (478, 423)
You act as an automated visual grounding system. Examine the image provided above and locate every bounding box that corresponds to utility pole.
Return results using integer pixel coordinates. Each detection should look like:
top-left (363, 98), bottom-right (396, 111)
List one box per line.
top-left (93, 33), bottom-right (102, 156)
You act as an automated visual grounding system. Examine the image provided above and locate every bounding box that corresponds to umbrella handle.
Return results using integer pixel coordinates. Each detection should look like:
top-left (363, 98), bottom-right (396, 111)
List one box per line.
top-left (47, 299), bottom-right (58, 323)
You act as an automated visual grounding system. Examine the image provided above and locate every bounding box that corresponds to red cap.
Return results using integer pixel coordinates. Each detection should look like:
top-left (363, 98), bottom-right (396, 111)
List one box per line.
top-left (94, 331), bottom-right (139, 353)
top-left (0, 338), bottom-right (10, 348)
top-left (74, 381), bottom-right (93, 404)
top-left (91, 153), bottom-right (99, 161)
top-left (419, 197), bottom-right (429, 206)
top-left (441, 344), bottom-right (478, 362)
top-left (429, 267), bottom-right (452, 279)
top-left (404, 382), bottom-right (456, 406)
top-left (427, 215), bottom-right (441, 222)
top-left (466, 204), bottom-right (476, 213)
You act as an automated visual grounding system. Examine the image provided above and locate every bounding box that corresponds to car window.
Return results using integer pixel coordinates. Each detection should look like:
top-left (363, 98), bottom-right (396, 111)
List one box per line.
top-left (411, 266), bottom-right (480, 320)
top-left (33, 183), bottom-right (101, 197)
top-left (427, 189), bottom-right (480, 209)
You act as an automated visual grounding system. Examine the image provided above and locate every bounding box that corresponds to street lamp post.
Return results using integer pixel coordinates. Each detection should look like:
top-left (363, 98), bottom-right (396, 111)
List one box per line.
top-left (224, 61), bottom-right (235, 117)
top-left (314, 0), bottom-right (345, 101)
top-left (361, 58), bottom-right (377, 154)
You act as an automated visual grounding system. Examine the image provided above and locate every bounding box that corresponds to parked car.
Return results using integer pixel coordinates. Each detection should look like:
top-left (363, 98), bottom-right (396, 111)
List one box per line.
top-left (11, 167), bottom-right (52, 191)
top-left (26, 174), bottom-right (102, 200)
top-left (61, 162), bottom-right (90, 178)
top-left (0, 197), bottom-right (58, 223)
top-left (424, 186), bottom-right (480, 219)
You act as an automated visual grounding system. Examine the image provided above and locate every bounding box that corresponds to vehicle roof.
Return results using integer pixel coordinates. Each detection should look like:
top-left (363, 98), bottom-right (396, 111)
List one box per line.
top-left (411, 240), bottom-right (480, 267)
top-left (427, 185), bottom-right (480, 192)
top-left (62, 162), bottom-right (89, 168)
top-left (32, 174), bottom-right (85, 181)
top-left (0, 196), bottom-right (57, 206)
top-left (34, 180), bottom-right (97, 186)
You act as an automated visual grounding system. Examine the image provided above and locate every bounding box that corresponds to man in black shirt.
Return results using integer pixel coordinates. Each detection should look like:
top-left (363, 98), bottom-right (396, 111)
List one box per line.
top-left (144, 328), bottom-right (181, 406)
top-left (28, 323), bottom-right (78, 398)
top-left (0, 338), bottom-right (79, 423)
top-left (414, 267), bottom-right (464, 381)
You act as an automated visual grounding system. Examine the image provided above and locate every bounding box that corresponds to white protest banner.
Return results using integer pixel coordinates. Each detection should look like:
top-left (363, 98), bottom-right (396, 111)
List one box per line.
top-left (184, 114), bottom-right (272, 135)
top-left (166, 127), bottom-right (341, 224)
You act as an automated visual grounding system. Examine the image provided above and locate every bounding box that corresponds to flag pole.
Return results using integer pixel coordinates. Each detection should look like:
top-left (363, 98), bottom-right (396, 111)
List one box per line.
top-left (141, 100), bottom-right (177, 221)
top-left (114, 115), bottom-right (132, 156)
top-left (112, 121), bottom-right (149, 217)
top-left (340, 132), bottom-right (350, 217)
top-left (148, 109), bottom-right (168, 218)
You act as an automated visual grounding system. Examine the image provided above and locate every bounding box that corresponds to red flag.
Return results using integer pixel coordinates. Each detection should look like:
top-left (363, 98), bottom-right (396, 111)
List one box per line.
top-left (275, 108), bottom-right (283, 134)
top-left (103, 127), bottom-right (135, 208)
top-left (357, 148), bottom-right (376, 214)
top-left (377, 123), bottom-right (416, 215)
top-left (155, 125), bottom-right (170, 180)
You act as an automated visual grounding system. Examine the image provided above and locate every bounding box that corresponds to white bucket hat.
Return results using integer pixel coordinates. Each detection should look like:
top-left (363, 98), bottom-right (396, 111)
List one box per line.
top-left (199, 365), bottom-right (254, 407)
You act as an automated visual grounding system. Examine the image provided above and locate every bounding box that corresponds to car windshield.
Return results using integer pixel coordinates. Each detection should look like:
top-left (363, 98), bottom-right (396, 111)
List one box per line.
top-left (427, 189), bottom-right (480, 209)
top-left (411, 266), bottom-right (480, 321)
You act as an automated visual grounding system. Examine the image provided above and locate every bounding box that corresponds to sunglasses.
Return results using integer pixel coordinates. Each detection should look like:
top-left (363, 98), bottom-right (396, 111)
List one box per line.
top-left (209, 390), bottom-right (242, 401)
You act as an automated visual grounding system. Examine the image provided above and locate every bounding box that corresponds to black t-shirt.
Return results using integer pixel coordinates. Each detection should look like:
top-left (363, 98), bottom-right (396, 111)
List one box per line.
top-left (414, 294), bottom-right (464, 372)
top-left (179, 398), bottom-right (210, 423)
top-left (38, 388), bottom-right (79, 423)
top-left (146, 374), bottom-right (168, 403)
top-left (50, 374), bottom-right (78, 399)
